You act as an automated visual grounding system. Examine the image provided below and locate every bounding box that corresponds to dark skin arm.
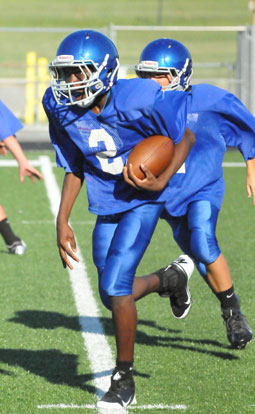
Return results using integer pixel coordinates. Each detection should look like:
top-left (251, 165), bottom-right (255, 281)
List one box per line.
top-left (123, 127), bottom-right (195, 191)
top-left (56, 171), bottom-right (84, 269)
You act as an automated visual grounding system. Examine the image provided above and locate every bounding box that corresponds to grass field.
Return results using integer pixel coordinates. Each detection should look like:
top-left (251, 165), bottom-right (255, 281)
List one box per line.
top-left (1, 0), bottom-right (251, 27)
top-left (0, 149), bottom-right (254, 414)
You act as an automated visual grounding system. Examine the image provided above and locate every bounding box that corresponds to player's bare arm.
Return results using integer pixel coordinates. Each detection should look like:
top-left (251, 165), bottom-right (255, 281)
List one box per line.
top-left (246, 157), bottom-right (255, 205)
top-left (57, 171), bottom-right (84, 269)
top-left (3, 135), bottom-right (43, 182)
top-left (123, 128), bottom-right (195, 191)
top-left (0, 141), bottom-right (8, 156)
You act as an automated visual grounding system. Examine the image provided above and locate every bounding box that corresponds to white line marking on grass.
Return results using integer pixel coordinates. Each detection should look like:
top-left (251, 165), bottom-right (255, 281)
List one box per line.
top-left (222, 162), bottom-right (246, 167)
top-left (21, 220), bottom-right (95, 225)
top-left (0, 159), bottom-right (45, 167)
top-left (0, 160), bottom-right (247, 168)
top-left (39, 156), bottom-right (114, 410)
top-left (38, 403), bottom-right (187, 410)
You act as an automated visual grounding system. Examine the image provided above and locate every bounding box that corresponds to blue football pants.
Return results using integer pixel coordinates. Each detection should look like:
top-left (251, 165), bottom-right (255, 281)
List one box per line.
top-left (92, 202), bottom-right (165, 310)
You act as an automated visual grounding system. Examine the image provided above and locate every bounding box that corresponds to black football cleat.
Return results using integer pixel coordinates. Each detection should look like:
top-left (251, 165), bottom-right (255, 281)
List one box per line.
top-left (221, 306), bottom-right (253, 349)
top-left (97, 367), bottom-right (136, 409)
top-left (7, 240), bottom-right (27, 255)
top-left (156, 255), bottom-right (194, 319)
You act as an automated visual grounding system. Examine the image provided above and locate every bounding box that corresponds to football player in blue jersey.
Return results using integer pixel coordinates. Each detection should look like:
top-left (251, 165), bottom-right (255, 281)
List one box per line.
top-left (134, 38), bottom-right (255, 350)
top-left (42, 30), bottom-right (195, 409)
top-left (0, 101), bottom-right (43, 254)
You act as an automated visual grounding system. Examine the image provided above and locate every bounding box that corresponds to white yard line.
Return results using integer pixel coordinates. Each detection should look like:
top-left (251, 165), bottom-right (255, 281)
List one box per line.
top-left (223, 162), bottom-right (246, 167)
top-left (0, 160), bottom-right (247, 168)
top-left (21, 220), bottom-right (95, 225)
top-left (0, 159), bottom-right (50, 167)
top-left (38, 403), bottom-right (187, 410)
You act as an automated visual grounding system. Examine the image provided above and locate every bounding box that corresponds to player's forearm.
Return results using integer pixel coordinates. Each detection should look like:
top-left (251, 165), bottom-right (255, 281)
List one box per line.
top-left (158, 127), bottom-right (195, 186)
top-left (57, 172), bottom-right (84, 224)
top-left (246, 157), bottom-right (255, 176)
top-left (3, 135), bottom-right (28, 165)
top-left (245, 158), bottom-right (255, 205)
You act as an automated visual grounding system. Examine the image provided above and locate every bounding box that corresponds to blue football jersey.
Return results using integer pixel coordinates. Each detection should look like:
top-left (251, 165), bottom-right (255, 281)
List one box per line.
top-left (164, 83), bottom-right (255, 216)
top-left (43, 78), bottom-right (190, 215)
top-left (0, 101), bottom-right (23, 140)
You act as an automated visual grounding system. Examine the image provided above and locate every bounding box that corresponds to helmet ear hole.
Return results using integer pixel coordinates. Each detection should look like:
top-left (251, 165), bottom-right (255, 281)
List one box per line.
top-left (169, 68), bottom-right (178, 78)
top-left (107, 69), bottom-right (112, 78)
top-left (135, 38), bottom-right (193, 91)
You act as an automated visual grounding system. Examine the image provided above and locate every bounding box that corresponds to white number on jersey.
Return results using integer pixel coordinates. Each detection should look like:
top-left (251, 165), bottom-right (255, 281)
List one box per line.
top-left (89, 129), bottom-right (124, 175)
top-left (176, 163), bottom-right (186, 173)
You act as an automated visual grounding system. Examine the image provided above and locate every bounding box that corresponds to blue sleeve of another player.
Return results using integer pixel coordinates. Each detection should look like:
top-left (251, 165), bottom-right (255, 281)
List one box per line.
top-left (151, 90), bottom-right (190, 144)
top-left (219, 93), bottom-right (255, 160)
top-left (0, 101), bottom-right (23, 140)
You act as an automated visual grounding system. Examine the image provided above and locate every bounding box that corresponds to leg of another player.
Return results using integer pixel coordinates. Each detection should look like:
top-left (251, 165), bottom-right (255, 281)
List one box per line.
top-left (0, 204), bottom-right (7, 221)
top-left (0, 204), bottom-right (26, 254)
top-left (206, 254), bottom-right (253, 349)
top-left (187, 200), bottom-right (252, 348)
top-left (204, 253), bottom-right (241, 309)
top-left (206, 253), bottom-right (232, 293)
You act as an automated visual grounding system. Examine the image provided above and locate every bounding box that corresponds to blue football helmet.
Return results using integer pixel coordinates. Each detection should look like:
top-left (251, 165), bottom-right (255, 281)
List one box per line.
top-left (135, 38), bottom-right (193, 91)
top-left (49, 30), bottom-right (119, 106)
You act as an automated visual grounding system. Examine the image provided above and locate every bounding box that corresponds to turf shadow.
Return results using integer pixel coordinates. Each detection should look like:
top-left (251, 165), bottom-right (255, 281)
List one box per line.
top-left (8, 310), bottom-right (81, 331)
top-left (8, 310), bottom-right (181, 334)
top-left (0, 249), bottom-right (10, 255)
top-left (0, 348), bottom-right (96, 393)
top-left (8, 310), bottom-right (238, 360)
top-left (135, 330), bottom-right (240, 360)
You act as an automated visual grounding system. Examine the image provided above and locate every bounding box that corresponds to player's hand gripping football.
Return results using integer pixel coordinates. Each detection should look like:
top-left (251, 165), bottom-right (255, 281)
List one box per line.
top-left (123, 162), bottom-right (166, 191)
top-left (57, 221), bottom-right (79, 269)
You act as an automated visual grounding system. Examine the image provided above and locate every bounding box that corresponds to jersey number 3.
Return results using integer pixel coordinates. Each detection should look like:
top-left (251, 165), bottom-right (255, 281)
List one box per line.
top-left (89, 129), bottom-right (124, 175)
top-left (89, 128), bottom-right (186, 175)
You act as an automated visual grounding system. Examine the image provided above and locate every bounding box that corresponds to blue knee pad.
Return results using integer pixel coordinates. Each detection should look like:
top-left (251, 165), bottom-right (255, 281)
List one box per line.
top-left (187, 200), bottom-right (221, 264)
top-left (162, 200), bottom-right (221, 279)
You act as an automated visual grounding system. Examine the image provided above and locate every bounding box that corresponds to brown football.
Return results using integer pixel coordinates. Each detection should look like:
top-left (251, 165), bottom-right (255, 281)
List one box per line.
top-left (127, 135), bottom-right (174, 180)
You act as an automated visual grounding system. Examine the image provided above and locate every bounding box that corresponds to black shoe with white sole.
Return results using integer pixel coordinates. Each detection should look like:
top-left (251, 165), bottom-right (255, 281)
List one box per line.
top-left (97, 367), bottom-right (136, 409)
top-left (7, 240), bottom-right (27, 255)
top-left (156, 255), bottom-right (194, 319)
